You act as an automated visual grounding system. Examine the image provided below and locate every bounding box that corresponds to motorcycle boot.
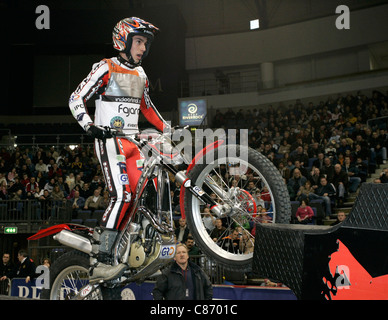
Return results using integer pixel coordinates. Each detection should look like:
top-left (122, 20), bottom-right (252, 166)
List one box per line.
top-left (89, 227), bottom-right (127, 283)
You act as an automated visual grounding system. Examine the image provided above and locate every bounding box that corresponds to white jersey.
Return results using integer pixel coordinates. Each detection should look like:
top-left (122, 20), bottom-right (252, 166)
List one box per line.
top-left (69, 57), bottom-right (168, 133)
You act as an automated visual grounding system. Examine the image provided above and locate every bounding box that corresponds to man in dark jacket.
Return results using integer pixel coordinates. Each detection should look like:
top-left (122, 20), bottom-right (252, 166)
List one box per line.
top-left (8, 250), bottom-right (36, 283)
top-left (0, 253), bottom-right (14, 294)
top-left (308, 177), bottom-right (336, 218)
top-left (331, 164), bottom-right (349, 205)
top-left (152, 244), bottom-right (212, 300)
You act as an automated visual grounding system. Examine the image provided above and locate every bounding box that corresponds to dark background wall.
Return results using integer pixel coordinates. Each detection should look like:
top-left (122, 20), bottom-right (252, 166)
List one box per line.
top-left (0, 1), bottom-right (186, 115)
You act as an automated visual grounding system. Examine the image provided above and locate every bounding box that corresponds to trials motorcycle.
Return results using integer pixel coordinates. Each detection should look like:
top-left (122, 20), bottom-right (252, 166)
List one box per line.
top-left (28, 127), bottom-right (291, 300)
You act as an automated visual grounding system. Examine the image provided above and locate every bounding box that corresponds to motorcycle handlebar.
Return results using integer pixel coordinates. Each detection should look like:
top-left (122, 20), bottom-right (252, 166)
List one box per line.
top-left (98, 125), bottom-right (189, 142)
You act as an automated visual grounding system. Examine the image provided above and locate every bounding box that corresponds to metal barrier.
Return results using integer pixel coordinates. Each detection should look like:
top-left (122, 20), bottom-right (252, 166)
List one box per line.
top-left (0, 199), bottom-right (72, 232)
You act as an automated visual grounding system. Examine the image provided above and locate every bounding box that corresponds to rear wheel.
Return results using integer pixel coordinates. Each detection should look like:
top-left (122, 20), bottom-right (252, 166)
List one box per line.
top-left (184, 144), bottom-right (291, 272)
top-left (48, 250), bottom-right (99, 300)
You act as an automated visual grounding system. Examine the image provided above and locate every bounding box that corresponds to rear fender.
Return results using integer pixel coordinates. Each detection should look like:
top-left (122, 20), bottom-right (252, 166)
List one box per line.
top-left (27, 223), bottom-right (91, 240)
top-left (179, 139), bottom-right (224, 219)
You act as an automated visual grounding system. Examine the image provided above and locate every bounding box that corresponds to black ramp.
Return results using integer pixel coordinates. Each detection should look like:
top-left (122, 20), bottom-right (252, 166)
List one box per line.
top-left (252, 183), bottom-right (388, 300)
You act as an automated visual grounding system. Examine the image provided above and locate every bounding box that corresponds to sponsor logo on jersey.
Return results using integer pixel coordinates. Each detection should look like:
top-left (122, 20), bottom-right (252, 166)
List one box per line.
top-left (110, 116), bottom-right (125, 129)
top-left (136, 159), bottom-right (144, 171)
top-left (118, 104), bottom-right (140, 117)
top-left (118, 173), bottom-right (129, 185)
top-left (76, 112), bottom-right (86, 122)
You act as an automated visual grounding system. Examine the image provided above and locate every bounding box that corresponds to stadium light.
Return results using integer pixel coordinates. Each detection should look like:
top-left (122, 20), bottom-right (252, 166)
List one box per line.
top-left (250, 19), bottom-right (259, 30)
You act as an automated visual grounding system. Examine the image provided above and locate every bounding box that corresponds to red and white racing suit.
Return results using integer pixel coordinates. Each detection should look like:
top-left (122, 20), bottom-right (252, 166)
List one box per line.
top-left (69, 57), bottom-right (169, 230)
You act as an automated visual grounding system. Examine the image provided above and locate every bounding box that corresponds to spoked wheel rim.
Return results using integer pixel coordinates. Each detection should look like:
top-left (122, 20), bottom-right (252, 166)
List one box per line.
top-left (190, 155), bottom-right (277, 263)
top-left (50, 266), bottom-right (98, 300)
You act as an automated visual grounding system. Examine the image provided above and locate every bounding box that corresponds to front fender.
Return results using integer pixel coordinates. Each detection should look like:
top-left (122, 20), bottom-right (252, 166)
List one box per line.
top-left (179, 139), bottom-right (224, 219)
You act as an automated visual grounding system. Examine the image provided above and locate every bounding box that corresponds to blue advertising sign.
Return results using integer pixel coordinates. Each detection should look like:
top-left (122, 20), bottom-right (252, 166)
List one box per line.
top-left (10, 278), bottom-right (42, 299)
top-left (10, 278), bottom-right (296, 300)
top-left (179, 99), bottom-right (207, 126)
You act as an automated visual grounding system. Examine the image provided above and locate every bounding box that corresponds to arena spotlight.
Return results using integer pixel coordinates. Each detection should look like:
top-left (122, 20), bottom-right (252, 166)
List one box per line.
top-left (250, 19), bottom-right (259, 30)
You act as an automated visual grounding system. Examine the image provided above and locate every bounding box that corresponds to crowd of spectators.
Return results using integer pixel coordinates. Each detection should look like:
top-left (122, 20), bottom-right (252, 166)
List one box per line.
top-left (212, 90), bottom-right (388, 218)
top-left (0, 144), bottom-right (108, 221)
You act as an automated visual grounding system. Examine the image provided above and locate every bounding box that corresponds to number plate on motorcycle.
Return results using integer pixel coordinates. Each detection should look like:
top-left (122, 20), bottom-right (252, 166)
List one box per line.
top-left (159, 244), bottom-right (176, 259)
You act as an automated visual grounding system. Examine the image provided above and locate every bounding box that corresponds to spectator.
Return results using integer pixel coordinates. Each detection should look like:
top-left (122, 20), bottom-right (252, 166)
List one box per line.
top-left (260, 185), bottom-right (271, 202)
top-left (7, 168), bottom-right (18, 182)
top-left (380, 168), bottom-right (388, 183)
top-left (321, 157), bottom-right (335, 182)
top-left (331, 211), bottom-right (347, 226)
top-left (90, 175), bottom-right (105, 192)
top-left (20, 173), bottom-right (30, 188)
top-left (71, 156), bottom-right (83, 174)
top-left (39, 189), bottom-right (53, 220)
top-left (0, 172), bottom-right (6, 186)
top-left (296, 180), bottom-right (315, 202)
top-left (175, 218), bottom-right (190, 244)
top-left (277, 161), bottom-right (291, 181)
top-left (25, 176), bottom-right (39, 196)
top-left (278, 139), bottom-right (291, 155)
top-left (325, 139), bottom-right (337, 159)
top-left (10, 188), bottom-right (24, 201)
top-left (80, 183), bottom-right (92, 199)
top-left (246, 181), bottom-right (258, 195)
top-left (342, 156), bottom-right (362, 192)
top-left (43, 178), bottom-right (56, 193)
top-left (65, 172), bottom-right (76, 191)
top-left (353, 157), bottom-right (368, 182)
top-left (51, 184), bottom-right (66, 202)
top-left (0, 253), bottom-right (14, 295)
top-left (331, 164), bottom-right (349, 205)
top-left (295, 199), bottom-right (314, 224)
top-left (239, 230), bottom-right (254, 254)
top-left (152, 243), bottom-right (212, 300)
top-left (308, 167), bottom-right (324, 189)
top-left (48, 163), bottom-right (62, 179)
top-left (218, 228), bottom-right (241, 254)
top-left (100, 190), bottom-right (110, 210)
top-left (0, 181), bottom-right (8, 200)
top-left (201, 207), bottom-right (216, 233)
top-left (74, 174), bottom-right (85, 189)
top-left (290, 146), bottom-right (309, 167)
top-left (312, 152), bottom-right (325, 170)
top-left (69, 190), bottom-right (85, 218)
top-left (35, 159), bottom-right (48, 176)
top-left (308, 177), bottom-right (336, 218)
top-left (5, 250), bottom-right (36, 284)
top-left (84, 188), bottom-right (104, 212)
top-left (210, 218), bottom-right (227, 243)
top-left (56, 176), bottom-right (70, 197)
top-left (287, 168), bottom-right (307, 200)
top-left (253, 190), bottom-right (266, 209)
top-left (308, 142), bottom-right (324, 159)
top-left (185, 236), bottom-right (201, 256)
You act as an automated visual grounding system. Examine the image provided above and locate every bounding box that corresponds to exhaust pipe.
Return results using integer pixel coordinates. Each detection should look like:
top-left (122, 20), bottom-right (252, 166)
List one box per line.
top-left (53, 230), bottom-right (92, 254)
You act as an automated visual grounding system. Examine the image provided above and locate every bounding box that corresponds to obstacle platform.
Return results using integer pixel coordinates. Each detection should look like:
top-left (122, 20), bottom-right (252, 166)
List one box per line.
top-left (252, 183), bottom-right (388, 300)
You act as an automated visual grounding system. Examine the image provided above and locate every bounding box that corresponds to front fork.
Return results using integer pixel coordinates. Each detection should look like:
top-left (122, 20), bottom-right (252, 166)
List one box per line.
top-left (172, 167), bottom-right (230, 218)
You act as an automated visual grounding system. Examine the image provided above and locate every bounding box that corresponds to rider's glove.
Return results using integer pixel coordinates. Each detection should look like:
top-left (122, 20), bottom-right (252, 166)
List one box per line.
top-left (86, 124), bottom-right (111, 140)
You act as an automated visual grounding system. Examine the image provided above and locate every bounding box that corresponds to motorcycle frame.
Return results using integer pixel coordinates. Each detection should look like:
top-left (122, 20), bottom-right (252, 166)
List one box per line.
top-left (112, 131), bottom-right (223, 266)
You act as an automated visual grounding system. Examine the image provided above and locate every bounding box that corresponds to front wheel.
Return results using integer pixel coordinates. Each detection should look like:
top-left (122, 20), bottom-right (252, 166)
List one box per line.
top-left (184, 144), bottom-right (291, 272)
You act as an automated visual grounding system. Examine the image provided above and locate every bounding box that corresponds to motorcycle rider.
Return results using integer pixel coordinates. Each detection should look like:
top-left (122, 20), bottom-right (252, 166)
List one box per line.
top-left (69, 17), bottom-right (170, 282)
